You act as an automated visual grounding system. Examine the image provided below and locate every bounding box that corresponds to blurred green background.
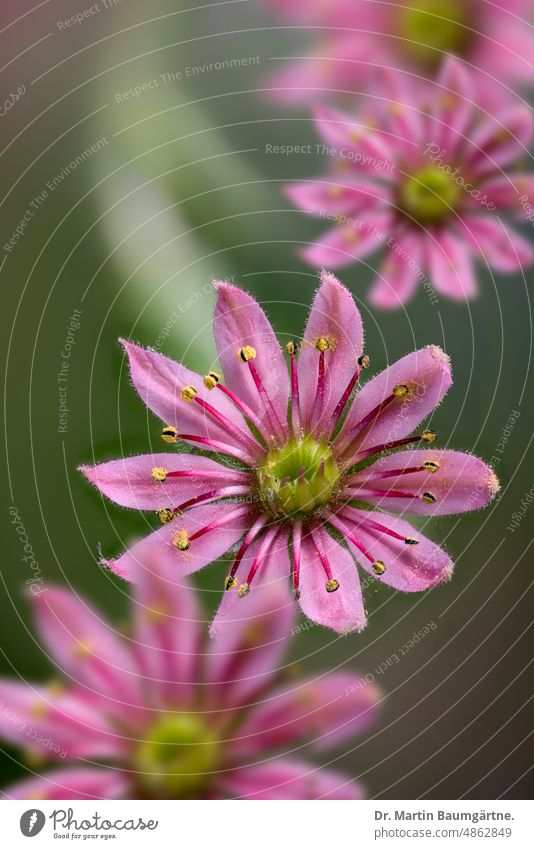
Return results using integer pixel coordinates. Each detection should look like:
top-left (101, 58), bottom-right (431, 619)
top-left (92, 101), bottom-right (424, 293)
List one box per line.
top-left (1, 0), bottom-right (533, 799)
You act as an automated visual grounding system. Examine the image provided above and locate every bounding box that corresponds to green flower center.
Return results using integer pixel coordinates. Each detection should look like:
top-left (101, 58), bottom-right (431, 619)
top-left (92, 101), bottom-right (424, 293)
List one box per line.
top-left (257, 436), bottom-right (340, 517)
top-left (398, 0), bottom-right (471, 68)
top-left (400, 166), bottom-right (460, 224)
top-left (134, 713), bottom-right (219, 799)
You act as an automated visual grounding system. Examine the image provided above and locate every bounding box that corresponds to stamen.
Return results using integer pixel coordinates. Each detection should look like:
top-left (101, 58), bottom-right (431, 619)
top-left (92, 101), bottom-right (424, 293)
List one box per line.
top-left (151, 467), bottom-right (168, 481)
top-left (241, 526), bottom-right (279, 594)
top-left (225, 576), bottom-right (238, 591)
top-left (350, 464), bottom-right (433, 482)
top-left (228, 515), bottom-right (268, 581)
top-left (172, 530), bottom-right (190, 551)
top-left (172, 485), bottom-right (249, 515)
top-left (190, 394), bottom-right (262, 455)
top-left (422, 491), bottom-right (436, 503)
top-left (340, 508), bottom-right (420, 547)
top-left (310, 348), bottom-right (326, 431)
top-left (392, 383), bottom-right (412, 399)
top-left (188, 504), bottom-right (252, 544)
top-left (310, 529), bottom-right (341, 593)
top-left (423, 460), bottom-right (440, 473)
top-left (292, 521), bottom-right (302, 599)
top-left (171, 433), bottom-right (255, 465)
top-left (246, 358), bottom-right (286, 441)
top-left (287, 341), bottom-right (302, 436)
top-left (405, 537), bottom-right (419, 545)
top-left (358, 354), bottom-right (370, 369)
top-left (372, 560), bottom-right (386, 576)
top-left (216, 384), bottom-right (269, 441)
top-left (354, 430), bottom-right (437, 461)
top-left (181, 385), bottom-right (198, 403)
top-left (336, 393), bottom-right (398, 455)
top-left (161, 425), bottom-right (178, 443)
top-left (164, 469), bottom-right (250, 483)
top-left (238, 346), bottom-right (257, 362)
top-left (203, 371), bottom-right (221, 390)
top-left (325, 579), bottom-right (340, 593)
top-left (328, 356), bottom-right (366, 436)
top-left (237, 583), bottom-right (250, 597)
top-left (347, 487), bottom-right (417, 500)
top-left (315, 336), bottom-right (333, 352)
top-left (158, 509), bottom-right (174, 524)
top-left (328, 515), bottom-right (383, 574)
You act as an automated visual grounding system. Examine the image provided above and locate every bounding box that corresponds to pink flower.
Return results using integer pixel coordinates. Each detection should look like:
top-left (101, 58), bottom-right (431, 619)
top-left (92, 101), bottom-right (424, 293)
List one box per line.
top-left (286, 60), bottom-right (534, 307)
top-left (0, 547), bottom-right (377, 800)
top-left (263, 0), bottom-right (534, 106)
top-left (80, 272), bottom-right (498, 634)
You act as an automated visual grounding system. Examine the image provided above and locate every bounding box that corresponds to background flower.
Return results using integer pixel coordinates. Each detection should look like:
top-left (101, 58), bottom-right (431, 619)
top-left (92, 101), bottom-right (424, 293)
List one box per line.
top-left (0, 546), bottom-right (377, 800)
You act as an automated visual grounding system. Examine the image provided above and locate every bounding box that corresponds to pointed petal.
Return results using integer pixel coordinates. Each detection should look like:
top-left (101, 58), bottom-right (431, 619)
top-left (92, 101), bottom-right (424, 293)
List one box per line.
top-left (352, 449), bottom-right (499, 516)
top-left (337, 345), bottom-right (452, 462)
top-left (314, 104), bottom-right (395, 171)
top-left (333, 508), bottom-right (452, 591)
top-left (79, 453), bottom-right (250, 511)
top-left (224, 758), bottom-right (364, 800)
top-left (432, 57), bottom-right (475, 154)
top-left (462, 215), bottom-right (534, 273)
top-left (426, 230), bottom-right (478, 300)
top-left (3, 768), bottom-right (129, 800)
top-left (31, 588), bottom-right (140, 706)
top-left (286, 177), bottom-right (388, 217)
top-left (467, 104), bottom-right (534, 182)
top-left (300, 207), bottom-right (392, 269)
top-left (0, 681), bottom-right (121, 760)
top-left (298, 526), bottom-right (366, 634)
top-left (104, 503), bottom-right (252, 581)
top-left (121, 339), bottom-right (253, 450)
top-left (297, 271), bottom-right (364, 430)
top-left (477, 174), bottom-right (534, 210)
top-left (369, 230), bottom-right (423, 309)
top-left (127, 543), bottom-right (203, 706)
top-left (209, 529), bottom-right (291, 639)
top-left (205, 577), bottom-right (294, 709)
top-left (213, 282), bottom-right (290, 434)
top-left (234, 671), bottom-right (378, 758)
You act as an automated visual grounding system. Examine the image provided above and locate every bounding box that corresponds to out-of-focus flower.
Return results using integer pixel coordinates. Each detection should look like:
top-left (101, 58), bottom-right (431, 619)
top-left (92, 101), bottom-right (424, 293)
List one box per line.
top-left (0, 547), bottom-right (378, 800)
top-left (287, 59), bottom-right (534, 307)
top-left (81, 271), bottom-right (498, 633)
top-left (263, 0), bottom-right (534, 106)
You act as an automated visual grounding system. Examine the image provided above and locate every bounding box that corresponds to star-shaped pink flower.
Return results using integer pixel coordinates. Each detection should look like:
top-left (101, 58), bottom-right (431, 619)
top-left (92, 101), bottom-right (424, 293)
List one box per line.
top-left (81, 271), bottom-right (498, 634)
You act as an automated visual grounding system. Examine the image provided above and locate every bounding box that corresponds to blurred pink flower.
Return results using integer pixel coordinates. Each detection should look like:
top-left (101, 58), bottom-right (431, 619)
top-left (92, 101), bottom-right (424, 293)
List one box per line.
top-left (263, 0), bottom-right (534, 106)
top-left (80, 272), bottom-right (498, 634)
top-left (287, 60), bottom-right (534, 307)
top-left (0, 548), bottom-right (377, 800)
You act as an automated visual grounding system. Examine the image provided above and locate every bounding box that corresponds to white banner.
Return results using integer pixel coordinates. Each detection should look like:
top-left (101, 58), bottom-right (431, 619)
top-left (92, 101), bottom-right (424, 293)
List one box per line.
top-left (1, 799), bottom-right (530, 848)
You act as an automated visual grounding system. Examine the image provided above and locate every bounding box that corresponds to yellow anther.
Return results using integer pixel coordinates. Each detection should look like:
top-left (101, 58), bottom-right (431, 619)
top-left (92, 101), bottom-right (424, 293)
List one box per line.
top-left (327, 184), bottom-right (343, 197)
top-left (422, 429), bottom-right (437, 443)
top-left (172, 530), bottom-right (190, 551)
top-left (393, 383), bottom-right (411, 399)
top-left (73, 640), bottom-right (93, 660)
top-left (325, 578), bottom-right (340, 593)
top-left (404, 537), bottom-right (419, 546)
top-left (388, 103), bottom-right (403, 115)
top-left (47, 679), bottom-right (65, 697)
top-left (181, 385), bottom-right (198, 403)
top-left (316, 336), bottom-right (333, 352)
top-left (286, 341), bottom-right (299, 356)
top-left (144, 602), bottom-right (168, 622)
top-left (158, 508), bottom-right (175, 524)
top-left (440, 94), bottom-right (456, 109)
top-left (423, 461), bottom-right (440, 473)
top-left (238, 346), bottom-right (256, 362)
top-left (358, 354), bottom-right (370, 369)
top-left (344, 228), bottom-right (358, 244)
top-left (203, 371), bottom-right (221, 390)
top-left (372, 560), bottom-right (386, 576)
top-left (238, 582), bottom-right (250, 598)
top-left (224, 575), bottom-right (238, 591)
top-left (30, 701), bottom-right (48, 719)
top-left (161, 425), bottom-right (178, 443)
top-left (151, 467), bottom-right (168, 482)
top-left (422, 492), bottom-right (436, 504)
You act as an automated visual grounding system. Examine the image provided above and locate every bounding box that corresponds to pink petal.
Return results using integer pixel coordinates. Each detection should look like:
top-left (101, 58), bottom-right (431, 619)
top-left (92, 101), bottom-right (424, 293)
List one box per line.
top-left (466, 104), bottom-right (534, 182)
top-left (432, 57), bottom-right (475, 155)
top-left (121, 339), bottom-right (255, 452)
top-left (234, 671), bottom-right (378, 758)
top-left (213, 282), bottom-right (290, 434)
top-left (223, 758), bottom-right (364, 800)
top-left (336, 345), bottom-right (452, 463)
top-left (298, 526), bottom-right (366, 634)
top-left (79, 453), bottom-right (250, 511)
top-left (104, 503), bottom-right (252, 581)
top-left (286, 176), bottom-right (387, 217)
top-left (477, 174), bottom-right (534, 209)
top-left (127, 543), bottom-right (203, 706)
top-left (0, 681), bottom-right (121, 760)
top-left (332, 508), bottom-right (452, 592)
top-left (3, 768), bottom-right (129, 800)
top-left (461, 215), bottom-right (534, 273)
top-left (300, 207), bottom-right (392, 269)
top-left (314, 104), bottom-right (395, 172)
top-left (351, 449), bottom-right (499, 516)
top-left (209, 529), bottom-right (291, 639)
top-left (426, 230), bottom-right (478, 300)
top-left (205, 576), bottom-right (295, 709)
top-left (368, 230), bottom-right (423, 309)
top-left (297, 271), bottom-right (364, 431)
top-left (31, 588), bottom-right (141, 707)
